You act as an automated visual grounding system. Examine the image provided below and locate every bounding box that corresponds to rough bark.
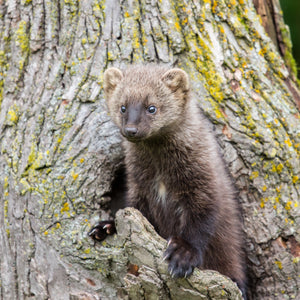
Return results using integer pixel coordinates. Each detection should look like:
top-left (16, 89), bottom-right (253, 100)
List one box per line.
top-left (253, 0), bottom-right (300, 106)
top-left (0, 0), bottom-right (299, 299)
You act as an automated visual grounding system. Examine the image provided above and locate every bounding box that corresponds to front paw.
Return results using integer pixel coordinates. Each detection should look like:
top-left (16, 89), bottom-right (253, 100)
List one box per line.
top-left (163, 237), bottom-right (201, 278)
top-left (88, 220), bottom-right (116, 241)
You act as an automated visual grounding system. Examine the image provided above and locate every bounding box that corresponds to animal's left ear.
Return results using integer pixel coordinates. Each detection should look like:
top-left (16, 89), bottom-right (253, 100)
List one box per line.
top-left (161, 68), bottom-right (190, 93)
top-left (103, 67), bottom-right (123, 99)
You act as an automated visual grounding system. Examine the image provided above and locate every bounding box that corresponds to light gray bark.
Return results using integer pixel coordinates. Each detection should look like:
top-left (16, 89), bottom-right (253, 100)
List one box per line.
top-left (0, 0), bottom-right (299, 299)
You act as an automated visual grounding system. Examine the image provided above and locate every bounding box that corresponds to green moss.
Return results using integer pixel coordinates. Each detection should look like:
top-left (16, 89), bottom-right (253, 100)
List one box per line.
top-left (27, 142), bottom-right (38, 167)
top-left (0, 47), bottom-right (9, 106)
top-left (184, 30), bottom-right (225, 107)
top-left (15, 20), bottom-right (30, 71)
top-left (16, 21), bottom-right (29, 53)
top-left (92, 0), bottom-right (105, 24)
top-left (284, 50), bottom-right (298, 78)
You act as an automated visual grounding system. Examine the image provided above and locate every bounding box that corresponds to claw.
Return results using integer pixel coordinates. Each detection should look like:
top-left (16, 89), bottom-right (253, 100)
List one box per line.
top-left (170, 268), bottom-right (175, 278)
top-left (88, 221), bottom-right (116, 242)
top-left (164, 236), bottom-right (200, 279)
top-left (88, 228), bottom-right (97, 236)
top-left (103, 224), bottom-right (112, 234)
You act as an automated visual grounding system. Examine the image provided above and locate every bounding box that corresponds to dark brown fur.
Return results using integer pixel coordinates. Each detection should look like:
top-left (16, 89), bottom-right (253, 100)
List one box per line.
top-left (90, 65), bottom-right (247, 297)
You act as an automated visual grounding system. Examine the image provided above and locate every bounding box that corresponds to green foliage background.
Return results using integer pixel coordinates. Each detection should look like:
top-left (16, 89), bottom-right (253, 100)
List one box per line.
top-left (281, 0), bottom-right (300, 77)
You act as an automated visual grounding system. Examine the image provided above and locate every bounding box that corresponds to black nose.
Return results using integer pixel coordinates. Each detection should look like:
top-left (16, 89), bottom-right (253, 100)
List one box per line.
top-left (124, 127), bottom-right (138, 137)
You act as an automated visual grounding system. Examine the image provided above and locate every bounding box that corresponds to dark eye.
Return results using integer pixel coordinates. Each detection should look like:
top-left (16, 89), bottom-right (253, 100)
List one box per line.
top-left (147, 105), bottom-right (157, 114)
top-left (120, 105), bottom-right (126, 113)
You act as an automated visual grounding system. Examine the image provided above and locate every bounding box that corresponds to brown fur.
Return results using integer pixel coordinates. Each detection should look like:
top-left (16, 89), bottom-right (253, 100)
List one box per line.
top-left (92, 65), bottom-right (246, 296)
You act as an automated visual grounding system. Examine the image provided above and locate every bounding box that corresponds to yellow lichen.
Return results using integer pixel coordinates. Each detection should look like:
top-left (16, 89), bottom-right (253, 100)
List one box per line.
top-left (285, 201), bottom-right (292, 211)
top-left (250, 171), bottom-right (259, 179)
top-left (4, 177), bottom-right (8, 189)
top-left (71, 171), bottom-right (79, 180)
top-left (276, 164), bottom-right (283, 174)
top-left (284, 139), bottom-right (292, 147)
top-left (275, 260), bottom-right (283, 270)
top-left (84, 248), bottom-right (91, 254)
top-left (212, 0), bottom-right (217, 14)
top-left (293, 257), bottom-right (300, 264)
top-left (61, 202), bottom-right (70, 213)
top-left (16, 20), bottom-right (29, 54)
top-left (174, 22), bottom-right (181, 31)
top-left (8, 110), bottom-right (18, 124)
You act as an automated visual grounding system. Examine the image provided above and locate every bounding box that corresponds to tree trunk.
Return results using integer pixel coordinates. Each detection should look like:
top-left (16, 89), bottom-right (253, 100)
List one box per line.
top-left (0, 0), bottom-right (299, 299)
top-left (253, 0), bottom-right (300, 105)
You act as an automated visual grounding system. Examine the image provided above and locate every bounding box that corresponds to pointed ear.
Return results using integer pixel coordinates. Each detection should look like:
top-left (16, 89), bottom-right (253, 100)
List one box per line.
top-left (103, 67), bottom-right (123, 98)
top-left (161, 68), bottom-right (189, 92)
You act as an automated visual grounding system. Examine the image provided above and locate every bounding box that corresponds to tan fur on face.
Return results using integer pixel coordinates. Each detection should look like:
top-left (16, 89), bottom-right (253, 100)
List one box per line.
top-left (103, 65), bottom-right (191, 139)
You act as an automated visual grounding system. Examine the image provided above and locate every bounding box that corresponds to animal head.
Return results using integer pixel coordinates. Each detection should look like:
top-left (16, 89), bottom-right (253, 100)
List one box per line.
top-left (103, 65), bottom-right (190, 142)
